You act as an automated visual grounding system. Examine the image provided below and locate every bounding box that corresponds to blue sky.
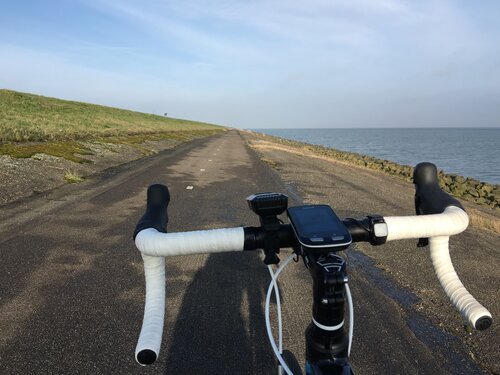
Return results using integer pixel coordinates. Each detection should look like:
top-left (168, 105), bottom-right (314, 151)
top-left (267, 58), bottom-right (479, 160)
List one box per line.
top-left (1, 0), bottom-right (499, 128)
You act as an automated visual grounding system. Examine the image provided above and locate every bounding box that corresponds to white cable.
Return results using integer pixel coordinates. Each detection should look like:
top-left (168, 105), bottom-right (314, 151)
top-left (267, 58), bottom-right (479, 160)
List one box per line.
top-left (135, 255), bottom-right (165, 365)
top-left (266, 256), bottom-right (294, 375)
top-left (135, 227), bottom-right (245, 257)
top-left (265, 254), bottom-right (296, 375)
top-left (384, 206), bottom-right (468, 241)
top-left (429, 236), bottom-right (492, 329)
top-left (345, 283), bottom-right (353, 357)
top-left (267, 265), bottom-right (283, 354)
top-left (268, 265), bottom-right (285, 375)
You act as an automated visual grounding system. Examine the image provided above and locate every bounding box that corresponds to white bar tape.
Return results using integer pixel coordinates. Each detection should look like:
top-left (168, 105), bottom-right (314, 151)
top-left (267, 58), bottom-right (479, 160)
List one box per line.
top-left (135, 227), bottom-right (245, 257)
top-left (135, 255), bottom-right (165, 365)
top-left (429, 236), bottom-right (492, 329)
top-left (384, 206), bottom-right (469, 241)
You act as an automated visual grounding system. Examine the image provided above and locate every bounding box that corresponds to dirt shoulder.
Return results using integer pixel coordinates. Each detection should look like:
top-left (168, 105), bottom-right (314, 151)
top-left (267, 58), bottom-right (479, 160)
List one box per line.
top-left (0, 132), bottom-right (223, 206)
top-left (240, 130), bottom-right (499, 374)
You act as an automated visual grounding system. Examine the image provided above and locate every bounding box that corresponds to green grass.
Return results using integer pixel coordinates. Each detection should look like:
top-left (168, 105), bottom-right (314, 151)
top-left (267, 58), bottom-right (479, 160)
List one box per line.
top-left (0, 89), bottom-right (225, 143)
top-left (0, 89), bottom-right (226, 161)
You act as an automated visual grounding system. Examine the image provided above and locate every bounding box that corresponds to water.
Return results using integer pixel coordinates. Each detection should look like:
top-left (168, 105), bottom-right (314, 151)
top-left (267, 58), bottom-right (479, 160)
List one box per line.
top-left (253, 128), bottom-right (500, 185)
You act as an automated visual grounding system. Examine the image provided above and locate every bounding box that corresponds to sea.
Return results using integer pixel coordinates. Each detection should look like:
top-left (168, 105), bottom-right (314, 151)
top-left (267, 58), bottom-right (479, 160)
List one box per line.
top-left (252, 128), bottom-right (500, 185)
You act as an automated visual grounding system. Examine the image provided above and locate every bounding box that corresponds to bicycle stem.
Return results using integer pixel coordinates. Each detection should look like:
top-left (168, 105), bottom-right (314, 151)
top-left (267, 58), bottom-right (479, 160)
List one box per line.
top-left (304, 250), bottom-right (350, 363)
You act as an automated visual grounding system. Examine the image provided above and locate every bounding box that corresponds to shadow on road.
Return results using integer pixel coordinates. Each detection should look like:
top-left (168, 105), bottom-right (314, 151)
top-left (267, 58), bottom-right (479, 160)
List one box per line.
top-left (164, 251), bottom-right (276, 374)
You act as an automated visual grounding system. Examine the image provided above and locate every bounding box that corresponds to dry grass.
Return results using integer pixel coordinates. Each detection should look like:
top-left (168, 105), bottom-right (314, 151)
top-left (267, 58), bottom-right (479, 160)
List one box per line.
top-left (64, 170), bottom-right (85, 184)
top-left (261, 158), bottom-right (279, 168)
top-left (0, 141), bottom-right (94, 163)
top-left (468, 207), bottom-right (500, 234)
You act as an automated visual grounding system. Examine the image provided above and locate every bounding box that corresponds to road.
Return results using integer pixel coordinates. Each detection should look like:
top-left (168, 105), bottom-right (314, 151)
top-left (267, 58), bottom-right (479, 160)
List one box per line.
top-left (0, 130), bottom-right (487, 374)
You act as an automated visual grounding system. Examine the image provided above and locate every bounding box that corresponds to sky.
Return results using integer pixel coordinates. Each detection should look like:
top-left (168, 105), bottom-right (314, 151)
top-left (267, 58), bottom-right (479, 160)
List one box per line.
top-left (1, 0), bottom-right (499, 128)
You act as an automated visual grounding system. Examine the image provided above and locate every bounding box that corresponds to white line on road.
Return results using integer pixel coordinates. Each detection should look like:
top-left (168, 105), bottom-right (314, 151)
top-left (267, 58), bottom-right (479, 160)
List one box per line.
top-left (200, 169), bottom-right (205, 171)
top-left (186, 186), bottom-right (194, 190)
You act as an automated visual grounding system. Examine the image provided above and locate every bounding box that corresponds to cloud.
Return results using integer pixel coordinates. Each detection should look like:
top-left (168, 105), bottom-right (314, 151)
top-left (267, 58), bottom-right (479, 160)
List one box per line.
top-left (80, 0), bottom-right (496, 79)
top-left (3, 0), bottom-right (499, 127)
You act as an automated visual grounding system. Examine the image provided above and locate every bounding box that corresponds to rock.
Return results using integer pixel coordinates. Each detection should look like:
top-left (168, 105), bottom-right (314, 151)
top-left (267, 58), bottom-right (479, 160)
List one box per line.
top-left (475, 197), bottom-right (487, 205)
top-left (451, 175), bottom-right (466, 184)
top-left (467, 188), bottom-right (480, 198)
top-left (480, 184), bottom-right (493, 194)
top-left (449, 183), bottom-right (466, 195)
top-left (440, 175), bottom-right (452, 185)
top-left (466, 178), bottom-right (480, 186)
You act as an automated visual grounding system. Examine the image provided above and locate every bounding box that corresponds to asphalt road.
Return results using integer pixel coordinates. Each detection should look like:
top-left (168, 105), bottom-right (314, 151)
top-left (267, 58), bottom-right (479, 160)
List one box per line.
top-left (0, 130), bottom-right (488, 374)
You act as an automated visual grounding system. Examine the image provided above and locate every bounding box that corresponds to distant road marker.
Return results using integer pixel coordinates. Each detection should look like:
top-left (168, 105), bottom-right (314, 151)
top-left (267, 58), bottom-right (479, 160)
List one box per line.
top-left (186, 186), bottom-right (194, 190)
top-left (200, 169), bottom-right (206, 171)
top-left (208, 159), bottom-right (213, 162)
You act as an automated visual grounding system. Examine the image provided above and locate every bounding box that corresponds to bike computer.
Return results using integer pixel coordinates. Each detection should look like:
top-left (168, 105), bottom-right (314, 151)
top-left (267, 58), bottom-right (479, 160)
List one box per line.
top-left (287, 205), bottom-right (352, 250)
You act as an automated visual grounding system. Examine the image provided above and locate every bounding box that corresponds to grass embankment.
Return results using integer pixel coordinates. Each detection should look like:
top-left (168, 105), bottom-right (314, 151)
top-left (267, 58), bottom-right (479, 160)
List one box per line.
top-left (249, 132), bottom-right (499, 211)
top-left (0, 89), bottom-right (225, 161)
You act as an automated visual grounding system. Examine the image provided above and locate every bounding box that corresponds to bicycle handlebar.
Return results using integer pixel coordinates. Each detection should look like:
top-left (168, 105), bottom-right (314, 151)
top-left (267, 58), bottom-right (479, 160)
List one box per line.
top-left (133, 164), bottom-right (492, 366)
top-left (384, 206), bottom-right (492, 330)
top-left (429, 236), bottom-right (492, 330)
top-left (410, 163), bottom-right (492, 330)
top-left (133, 184), bottom-right (169, 365)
